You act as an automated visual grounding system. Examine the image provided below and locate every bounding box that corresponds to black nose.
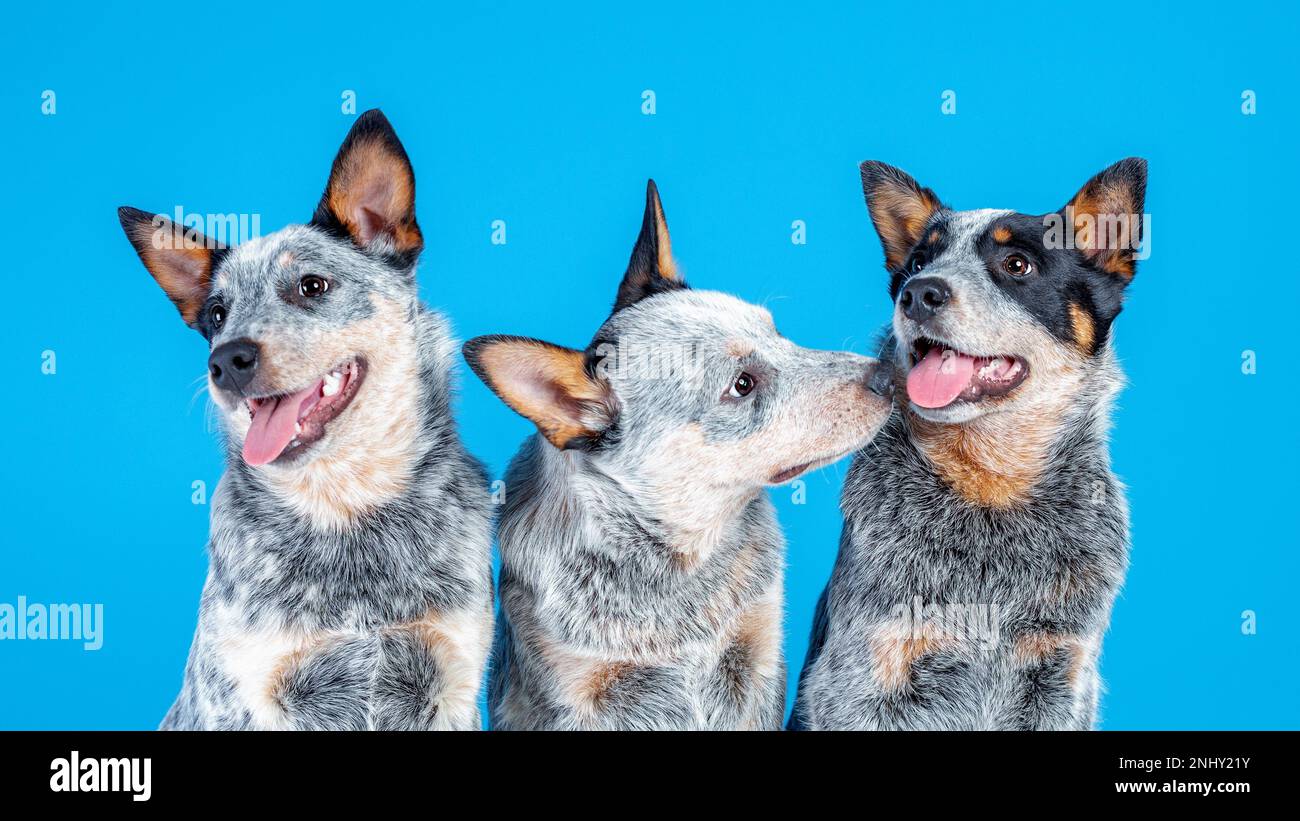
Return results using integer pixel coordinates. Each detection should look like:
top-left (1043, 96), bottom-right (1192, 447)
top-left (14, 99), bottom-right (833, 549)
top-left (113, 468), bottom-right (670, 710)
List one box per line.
top-left (899, 276), bottom-right (951, 324)
top-left (208, 339), bottom-right (260, 394)
top-left (866, 359), bottom-right (894, 397)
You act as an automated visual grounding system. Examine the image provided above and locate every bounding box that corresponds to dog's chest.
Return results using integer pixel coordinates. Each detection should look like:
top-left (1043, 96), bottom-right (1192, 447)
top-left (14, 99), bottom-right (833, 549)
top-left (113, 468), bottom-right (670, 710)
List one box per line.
top-left (187, 484), bottom-right (492, 729)
top-left (503, 526), bottom-right (786, 729)
top-left (194, 598), bottom-right (489, 730)
top-left (841, 426), bottom-right (1129, 625)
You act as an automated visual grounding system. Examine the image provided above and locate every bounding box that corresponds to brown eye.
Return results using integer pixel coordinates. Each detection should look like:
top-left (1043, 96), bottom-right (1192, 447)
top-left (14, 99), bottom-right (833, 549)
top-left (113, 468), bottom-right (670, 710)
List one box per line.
top-left (729, 372), bottom-right (756, 398)
top-left (299, 275), bottom-right (329, 298)
top-left (210, 305), bottom-right (226, 327)
top-left (1002, 254), bottom-right (1032, 277)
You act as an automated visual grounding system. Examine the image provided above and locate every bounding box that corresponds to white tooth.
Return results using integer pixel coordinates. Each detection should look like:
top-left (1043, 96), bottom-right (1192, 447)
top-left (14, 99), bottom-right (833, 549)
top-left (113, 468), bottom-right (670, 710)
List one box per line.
top-left (322, 372), bottom-right (341, 397)
top-left (295, 422), bottom-right (302, 434)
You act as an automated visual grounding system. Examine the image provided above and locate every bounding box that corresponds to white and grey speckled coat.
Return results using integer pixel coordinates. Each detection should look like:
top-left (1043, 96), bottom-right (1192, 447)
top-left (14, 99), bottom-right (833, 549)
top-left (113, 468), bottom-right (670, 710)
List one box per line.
top-left (791, 159), bottom-right (1146, 730)
top-left (467, 181), bottom-right (894, 730)
top-left (118, 110), bottom-right (493, 730)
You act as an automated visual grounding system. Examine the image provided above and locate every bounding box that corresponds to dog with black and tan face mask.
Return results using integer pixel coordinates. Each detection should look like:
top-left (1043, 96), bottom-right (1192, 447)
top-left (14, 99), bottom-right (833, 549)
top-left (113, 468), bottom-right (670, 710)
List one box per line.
top-left (790, 159), bottom-right (1146, 730)
top-left (465, 181), bottom-right (894, 730)
top-left (118, 110), bottom-right (493, 730)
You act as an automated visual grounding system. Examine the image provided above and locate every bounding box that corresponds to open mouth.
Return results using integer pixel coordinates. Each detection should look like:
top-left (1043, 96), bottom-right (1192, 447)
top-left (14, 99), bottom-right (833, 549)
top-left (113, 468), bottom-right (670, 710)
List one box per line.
top-left (241, 358), bottom-right (367, 466)
top-left (906, 337), bottom-right (1028, 410)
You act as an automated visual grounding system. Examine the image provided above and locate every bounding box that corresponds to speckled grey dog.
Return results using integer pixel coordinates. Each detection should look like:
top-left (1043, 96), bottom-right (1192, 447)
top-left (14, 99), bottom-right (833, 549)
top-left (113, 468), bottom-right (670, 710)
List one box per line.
top-left (790, 159), bottom-right (1146, 730)
top-left (464, 181), bottom-right (893, 730)
top-left (118, 110), bottom-right (493, 730)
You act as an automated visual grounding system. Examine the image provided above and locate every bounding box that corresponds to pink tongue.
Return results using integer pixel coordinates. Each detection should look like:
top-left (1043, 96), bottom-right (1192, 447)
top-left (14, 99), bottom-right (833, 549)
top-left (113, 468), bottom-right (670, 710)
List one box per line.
top-left (242, 383), bottom-right (321, 466)
top-left (907, 347), bottom-right (976, 409)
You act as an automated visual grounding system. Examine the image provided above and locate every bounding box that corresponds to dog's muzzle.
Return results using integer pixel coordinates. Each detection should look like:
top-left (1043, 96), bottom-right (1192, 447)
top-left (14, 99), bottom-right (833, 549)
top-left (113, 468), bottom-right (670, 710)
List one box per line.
top-left (866, 359), bottom-right (894, 397)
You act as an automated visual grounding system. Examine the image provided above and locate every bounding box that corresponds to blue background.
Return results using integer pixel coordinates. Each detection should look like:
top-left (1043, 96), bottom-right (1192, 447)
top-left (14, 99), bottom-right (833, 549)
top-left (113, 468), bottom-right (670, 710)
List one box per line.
top-left (1, 1), bottom-right (1296, 729)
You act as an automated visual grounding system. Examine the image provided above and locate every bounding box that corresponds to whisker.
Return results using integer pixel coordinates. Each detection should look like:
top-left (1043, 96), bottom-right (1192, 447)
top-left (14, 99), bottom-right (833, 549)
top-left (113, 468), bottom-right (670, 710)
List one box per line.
top-left (187, 375), bottom-right (210, 416)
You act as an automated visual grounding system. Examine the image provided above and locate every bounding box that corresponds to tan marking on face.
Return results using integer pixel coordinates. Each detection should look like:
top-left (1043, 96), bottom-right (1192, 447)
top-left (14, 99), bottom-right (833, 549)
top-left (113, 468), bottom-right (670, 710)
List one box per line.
top-left (991, 225), bottom-right (1012, 243)
top-left (277, 251), bottom-right (295, 268)
top-left (726, 339), bottom-right (755, 358)
top-left (225, 294), bottom-right (424, 529)
top-left (1068, 303), bottom-right (1095, 352)
top-left (928, 229), bottom-right (942, 244)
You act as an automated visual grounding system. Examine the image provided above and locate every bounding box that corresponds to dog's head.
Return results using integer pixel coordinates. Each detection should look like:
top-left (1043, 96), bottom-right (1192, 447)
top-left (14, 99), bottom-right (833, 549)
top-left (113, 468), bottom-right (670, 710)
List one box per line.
top-left (465, 181), bottom-right (893, 503)
top-left (859, 159), bottom-right (1147, 424)
top-left (119, 110), bottom-right (426, 470)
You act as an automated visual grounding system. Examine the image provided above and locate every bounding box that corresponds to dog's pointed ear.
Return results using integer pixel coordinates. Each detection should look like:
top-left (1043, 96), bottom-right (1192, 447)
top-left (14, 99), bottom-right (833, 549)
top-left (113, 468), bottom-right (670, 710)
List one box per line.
top-left (1061, 158), bottom-right (1147, 282)
top-left (612, 179), bottom-right (686, 313)
top-left (312, 109), bottom-right (423, 266)
top-left (463, 336), bottom-right (616, 450)
top-left (859, 161), bottom-right (945, 271)
top-left (117, 206), bottom-right (216, 327)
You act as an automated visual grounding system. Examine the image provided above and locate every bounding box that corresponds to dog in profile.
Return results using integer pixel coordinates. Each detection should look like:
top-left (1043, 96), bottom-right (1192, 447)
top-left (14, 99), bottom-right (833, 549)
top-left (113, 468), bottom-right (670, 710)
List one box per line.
top-left (789, 159), bottom-right (1146, 730)
top-left (118, 110), bottom-right (493, 730)
top-left (464, 181), bottom-right (894, 730)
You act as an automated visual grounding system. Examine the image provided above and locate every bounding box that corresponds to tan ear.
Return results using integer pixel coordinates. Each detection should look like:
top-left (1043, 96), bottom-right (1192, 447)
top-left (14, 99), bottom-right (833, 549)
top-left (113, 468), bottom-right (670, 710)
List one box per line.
top-left (117, 206), bottom-right (216, 326)
top-left (463, 336), bottom-right (615, 450)
top-left (1062, 158), bottom-right (1148, 281)
top-left (859, 161), bottom-right (944, 271)
top-left (312, 109), bottom-right (423, 265)
top-left (612, 179), bottom-right (687, 313)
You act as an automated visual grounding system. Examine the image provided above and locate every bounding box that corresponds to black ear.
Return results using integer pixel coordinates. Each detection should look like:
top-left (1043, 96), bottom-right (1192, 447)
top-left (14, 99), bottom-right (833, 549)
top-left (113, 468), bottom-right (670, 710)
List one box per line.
top-left (117, 206), bottom-right (216, 327)
top-left (859, 161), bottom-right (945, 271)
top-left (311, 109), bottom-right (423, 268)
top-left (612, 179), bottom-right (687, 313)
top-left (1061, 158), bottom-right (1148, 282)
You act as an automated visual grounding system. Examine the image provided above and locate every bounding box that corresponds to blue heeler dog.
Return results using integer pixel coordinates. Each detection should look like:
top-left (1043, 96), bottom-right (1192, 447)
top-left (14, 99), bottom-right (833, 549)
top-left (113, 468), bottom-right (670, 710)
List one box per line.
top-left (464, 181), bottom-right (894, 730)
top-left (117, 110), bottom-right (493, 730)
top-left (790, 159), bottom-right (1146, 730)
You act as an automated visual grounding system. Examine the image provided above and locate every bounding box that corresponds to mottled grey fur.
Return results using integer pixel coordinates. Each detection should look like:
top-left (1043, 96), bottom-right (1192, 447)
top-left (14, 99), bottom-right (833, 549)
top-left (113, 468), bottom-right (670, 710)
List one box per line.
top-left (792, 184), bottom-right (1135, 730)
top-left (471, 183), bottom-right (891, 730)
top-left (490, 430), bottom-right (788, 730)
top-left (120, 111), bottom-right (493, 730)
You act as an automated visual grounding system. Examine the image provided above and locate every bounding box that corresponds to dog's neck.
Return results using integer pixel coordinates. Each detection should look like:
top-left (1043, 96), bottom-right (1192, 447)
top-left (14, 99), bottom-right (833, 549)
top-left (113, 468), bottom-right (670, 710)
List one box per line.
top-left (562, 448), bottom-right (762, 568)
top-left (907, 405), bottom-right (1063, 508)
top-left (905, 353), bottom-right (1120, 509)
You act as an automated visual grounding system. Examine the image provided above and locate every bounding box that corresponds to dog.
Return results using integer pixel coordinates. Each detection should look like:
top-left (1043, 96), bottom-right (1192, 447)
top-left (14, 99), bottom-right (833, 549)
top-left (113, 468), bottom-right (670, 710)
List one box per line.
top-left (463, 180), bottom-right (894, 730)
top-left (789, 159), bottom-right (1146, 730)
top-left (117, 110), bottom-right (494, 730)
